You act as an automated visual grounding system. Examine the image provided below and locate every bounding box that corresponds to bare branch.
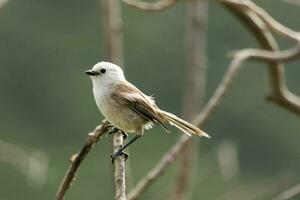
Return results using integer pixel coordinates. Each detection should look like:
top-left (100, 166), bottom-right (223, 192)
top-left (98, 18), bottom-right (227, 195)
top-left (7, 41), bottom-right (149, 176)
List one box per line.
top-left (225, 0), bottom-right (300, 41)
top-left (55, 121), bottom-right (111, 200)
top-left (121, 0), bottom-right (177, 11)
top-left (113, 132), bottom-right (127, 200)
top-left (273, 182), bottom-right (300, 200)
top-left (221, 0), bottom-right (300, 115)
top-left (127, 1), bottom-right (300, 199)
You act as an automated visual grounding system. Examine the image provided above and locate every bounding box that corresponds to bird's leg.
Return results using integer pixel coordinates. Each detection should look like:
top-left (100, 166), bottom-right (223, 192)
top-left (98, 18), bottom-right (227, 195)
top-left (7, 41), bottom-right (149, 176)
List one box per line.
top-left (107, 127), bottom-right (128, 139)
top-left (110, 135), bottom-right (141, 163)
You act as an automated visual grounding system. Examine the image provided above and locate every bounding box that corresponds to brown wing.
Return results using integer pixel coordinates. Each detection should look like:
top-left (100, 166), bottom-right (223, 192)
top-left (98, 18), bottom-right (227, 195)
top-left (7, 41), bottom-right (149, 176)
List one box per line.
top-left (111, 82), bottom-right (170, 132)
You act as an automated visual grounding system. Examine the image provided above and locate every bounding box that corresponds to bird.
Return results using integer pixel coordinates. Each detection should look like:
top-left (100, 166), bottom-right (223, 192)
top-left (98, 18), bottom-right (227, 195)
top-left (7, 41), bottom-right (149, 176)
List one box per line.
top-left (85, 61), bottom-right (210, 160)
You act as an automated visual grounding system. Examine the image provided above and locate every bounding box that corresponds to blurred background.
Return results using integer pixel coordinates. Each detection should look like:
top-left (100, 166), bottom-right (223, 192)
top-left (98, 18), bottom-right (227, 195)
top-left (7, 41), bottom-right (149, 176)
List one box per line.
top-left (0, 0), bottom-right (299, 199)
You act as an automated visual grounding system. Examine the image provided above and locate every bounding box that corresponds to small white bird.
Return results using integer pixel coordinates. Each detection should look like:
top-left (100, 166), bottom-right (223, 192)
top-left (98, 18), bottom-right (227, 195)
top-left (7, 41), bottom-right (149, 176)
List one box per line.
top-left (85, 62), bottom-right (210, 159)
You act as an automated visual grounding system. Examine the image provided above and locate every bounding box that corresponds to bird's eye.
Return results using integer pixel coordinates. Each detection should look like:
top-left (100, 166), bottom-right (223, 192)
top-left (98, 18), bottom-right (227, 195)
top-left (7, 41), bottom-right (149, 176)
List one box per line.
top-left (100, 69), bottom-right (106, 74)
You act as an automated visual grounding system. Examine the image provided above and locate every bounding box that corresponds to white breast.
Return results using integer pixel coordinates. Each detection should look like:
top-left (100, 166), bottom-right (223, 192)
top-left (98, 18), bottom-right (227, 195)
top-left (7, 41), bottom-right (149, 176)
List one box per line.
top-left (93, 82), bottom-right (111, 119)
top-left (92, 82), bottom-right (148, 133)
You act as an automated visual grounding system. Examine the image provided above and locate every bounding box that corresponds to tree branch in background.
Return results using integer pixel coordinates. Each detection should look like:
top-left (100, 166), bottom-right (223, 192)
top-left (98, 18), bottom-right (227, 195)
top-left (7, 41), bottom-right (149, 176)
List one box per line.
top-left (121, 0), bottom-right (177, 11)
top-left (220, 0), bottom-right (300, 115)
top-left (127, 43), bottom-right (300, 200)
top-left (281, 0), bottom-right (300, 6)
top-left (170, 0), bottom-right (209, 200)
top-left (101, 0), bottom-right (124, 67)
top-left (55, 121), bottom-right (111, 200)
top-left (0, 0), bottom-right (8, 9)
top-left (274, 182), bottom-right (300, 200)
top-left (0, 140), bottom-right (48, 187)
top-left (127, 1), bottom-right (300, 199)
top-left (227, 0), bottom-right (300, 41)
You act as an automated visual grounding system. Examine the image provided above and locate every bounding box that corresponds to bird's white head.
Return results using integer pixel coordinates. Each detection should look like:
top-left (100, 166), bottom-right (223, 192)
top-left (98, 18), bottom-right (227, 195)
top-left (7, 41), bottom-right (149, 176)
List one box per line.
top-left (85, 61), bottom-right (126, 86)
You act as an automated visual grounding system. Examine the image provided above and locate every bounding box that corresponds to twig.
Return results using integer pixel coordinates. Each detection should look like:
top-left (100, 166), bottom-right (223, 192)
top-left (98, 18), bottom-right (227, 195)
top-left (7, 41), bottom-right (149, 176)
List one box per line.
top-left (127, 1), bottom-right (300, 199)
top-left (121, 0), bottom-right (177, 11)
top-left (274, 182), bottom-right (300, 200)
top-left (55, 120), bottom-right (111, 200)
top-left (113, 131), bottom-right (127, 200)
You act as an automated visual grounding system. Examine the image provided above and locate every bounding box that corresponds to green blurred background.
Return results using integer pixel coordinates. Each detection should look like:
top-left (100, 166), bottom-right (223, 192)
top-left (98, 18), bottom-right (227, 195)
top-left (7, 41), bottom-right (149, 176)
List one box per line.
top-left (0, 0), bottom-right (299, 199)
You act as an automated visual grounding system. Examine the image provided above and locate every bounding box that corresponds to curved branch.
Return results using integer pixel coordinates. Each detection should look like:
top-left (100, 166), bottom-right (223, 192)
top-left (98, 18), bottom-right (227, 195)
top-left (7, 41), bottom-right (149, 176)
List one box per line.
top-left (231, 0), bottom-right (300, 41)
top-left (55, 120), bottom-right (111, 200)
top-left (121, 0), bottom-right (177, 11)
top-left (221, 0), bottom-right (300, 115)
top-left (127, 1), bottom-right (300, 199)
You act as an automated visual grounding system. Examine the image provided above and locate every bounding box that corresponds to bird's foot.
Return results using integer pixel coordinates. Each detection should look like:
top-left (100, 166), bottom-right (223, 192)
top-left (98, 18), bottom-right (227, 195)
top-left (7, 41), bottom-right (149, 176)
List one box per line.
top-left (110, 150), bottom-right (129, 163)
top-left (107, 127), bottom-right (128, 139)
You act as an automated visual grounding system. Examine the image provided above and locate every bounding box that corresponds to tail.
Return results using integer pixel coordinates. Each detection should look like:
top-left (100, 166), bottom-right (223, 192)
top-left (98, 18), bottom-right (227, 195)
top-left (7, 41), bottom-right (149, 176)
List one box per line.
top-left (158, 110), bottom-right (211, 138)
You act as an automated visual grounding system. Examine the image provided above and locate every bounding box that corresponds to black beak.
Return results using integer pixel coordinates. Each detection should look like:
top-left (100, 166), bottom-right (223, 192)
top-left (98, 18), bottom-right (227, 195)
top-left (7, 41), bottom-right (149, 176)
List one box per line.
top-left (85, 70), bottom-right (100, 76)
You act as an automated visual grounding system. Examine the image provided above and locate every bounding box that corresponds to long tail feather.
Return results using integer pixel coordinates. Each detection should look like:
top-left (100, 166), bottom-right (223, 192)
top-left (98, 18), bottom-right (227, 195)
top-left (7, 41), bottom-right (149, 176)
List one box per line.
top-left (159, 110), bottom-right (211, 138)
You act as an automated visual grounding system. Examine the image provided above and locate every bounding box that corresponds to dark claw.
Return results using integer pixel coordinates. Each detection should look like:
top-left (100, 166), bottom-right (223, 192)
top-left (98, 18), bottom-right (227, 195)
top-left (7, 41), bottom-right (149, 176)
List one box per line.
top-left (108, 127), bottom-right (119, 135)
top-left (110, 150), bottom-right (129, 163)
top-left (108, 127), bottom-right (128, 139)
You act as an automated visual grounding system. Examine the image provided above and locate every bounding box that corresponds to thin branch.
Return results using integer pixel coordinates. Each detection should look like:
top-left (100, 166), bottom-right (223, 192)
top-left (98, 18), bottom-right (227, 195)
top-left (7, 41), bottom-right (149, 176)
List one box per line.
top-left (121, 0), bottom-right (177, 11)
top-left (274, 182), bottom-right (300, 200)
top-left (113, 131), bottom-right (127, 200)
top-left (127, 1), bottom-right (300, 198)
top-left (55, 121), bottom-right (111, 200)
